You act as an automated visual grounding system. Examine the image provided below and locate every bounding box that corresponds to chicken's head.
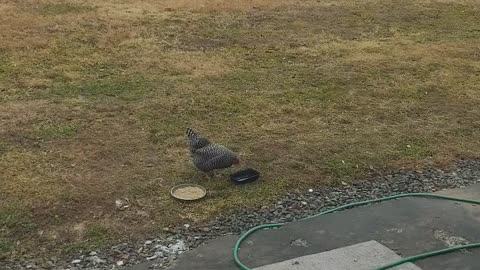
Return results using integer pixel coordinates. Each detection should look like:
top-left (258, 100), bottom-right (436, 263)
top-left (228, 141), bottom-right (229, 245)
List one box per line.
top-left (232, 157), bottom-right (240, 165)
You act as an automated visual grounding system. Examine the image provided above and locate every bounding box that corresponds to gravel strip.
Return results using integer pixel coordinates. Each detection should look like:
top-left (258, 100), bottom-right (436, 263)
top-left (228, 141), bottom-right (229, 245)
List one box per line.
top-left (4, 160), bottom-right (480, 270)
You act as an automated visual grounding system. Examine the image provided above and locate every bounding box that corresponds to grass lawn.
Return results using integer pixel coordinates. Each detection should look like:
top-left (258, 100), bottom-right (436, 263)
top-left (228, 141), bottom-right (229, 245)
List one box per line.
top-left (1, 0), bottom-right (479, 258)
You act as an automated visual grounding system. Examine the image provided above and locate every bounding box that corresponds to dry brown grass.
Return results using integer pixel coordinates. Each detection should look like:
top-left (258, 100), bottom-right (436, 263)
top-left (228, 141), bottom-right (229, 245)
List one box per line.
top-left (1, 0), bottom-right (480, 259)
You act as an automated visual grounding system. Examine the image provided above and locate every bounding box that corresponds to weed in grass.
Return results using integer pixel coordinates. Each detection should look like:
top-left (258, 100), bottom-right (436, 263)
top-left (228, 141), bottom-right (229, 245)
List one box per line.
top-left (0, 143), bottom-right (7, 156)
top-left (324, 159), bottom-right (359, 180)
top-left (0, 239), bottom-right (13, 257)
top-left (398, 141), bottom-right (433, 159)
top-left (38, 3), bottom-right (95, 16)
top-left (61, 223), bottom-right (115, 255)
top-left (85, 223), bottom-right (114, 246)
top-left (49, 76), bottom-right (155, 101)
top-left (35, 123), bottom-right (79, 140)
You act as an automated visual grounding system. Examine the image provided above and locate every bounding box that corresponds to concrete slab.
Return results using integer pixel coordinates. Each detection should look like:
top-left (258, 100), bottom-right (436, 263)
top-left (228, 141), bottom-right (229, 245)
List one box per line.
top-left (233, 197), bottom-right (480, 270)
top-left (127, 184), bottom-right (480, 270)
top-left (436, 183), bottom-right (480, 200)
top-left (253, 240), bottom-right (422, 270)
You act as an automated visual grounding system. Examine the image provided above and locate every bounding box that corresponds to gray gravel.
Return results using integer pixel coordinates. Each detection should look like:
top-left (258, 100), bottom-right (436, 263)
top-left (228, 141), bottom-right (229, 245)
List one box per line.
top-left (3, 159), bottom-right (480, 270)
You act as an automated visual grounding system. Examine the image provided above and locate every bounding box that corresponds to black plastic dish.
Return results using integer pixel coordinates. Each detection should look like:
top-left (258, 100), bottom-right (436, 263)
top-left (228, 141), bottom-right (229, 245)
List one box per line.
top-left (230, 168), bottom-right (260, 184)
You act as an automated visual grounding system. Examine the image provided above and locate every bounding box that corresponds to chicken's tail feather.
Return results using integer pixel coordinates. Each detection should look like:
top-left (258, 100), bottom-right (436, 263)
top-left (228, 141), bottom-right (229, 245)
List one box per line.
top-left (186, 127), bottom-right (210, 150)
top-left (186, 127), bottom-right (196, 138)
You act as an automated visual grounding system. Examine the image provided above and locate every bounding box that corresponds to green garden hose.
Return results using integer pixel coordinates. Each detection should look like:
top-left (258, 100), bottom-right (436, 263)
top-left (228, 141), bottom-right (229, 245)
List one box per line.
top-left (233, 193), bottom-right (480, 270)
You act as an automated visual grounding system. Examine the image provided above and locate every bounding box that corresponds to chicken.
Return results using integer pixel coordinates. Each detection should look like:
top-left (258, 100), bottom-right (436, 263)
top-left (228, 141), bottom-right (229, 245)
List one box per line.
top-left (186, 128), bottom-right (239, 176)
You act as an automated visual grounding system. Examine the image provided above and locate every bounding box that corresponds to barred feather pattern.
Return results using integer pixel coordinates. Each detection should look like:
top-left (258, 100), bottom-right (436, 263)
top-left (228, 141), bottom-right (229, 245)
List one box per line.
top-left (186, 128), bottom-right (238, 172)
